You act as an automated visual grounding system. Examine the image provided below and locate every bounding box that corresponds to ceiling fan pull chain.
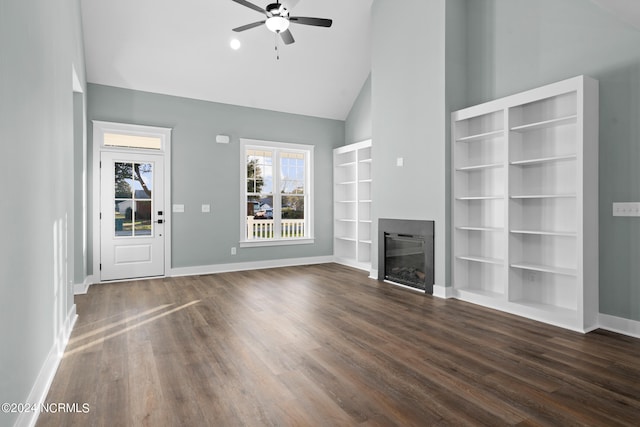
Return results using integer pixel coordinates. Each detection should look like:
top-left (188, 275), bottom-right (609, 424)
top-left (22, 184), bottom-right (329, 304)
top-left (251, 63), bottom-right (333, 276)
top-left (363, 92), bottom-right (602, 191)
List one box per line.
top-left (275, 32), bottom-right (280, 60)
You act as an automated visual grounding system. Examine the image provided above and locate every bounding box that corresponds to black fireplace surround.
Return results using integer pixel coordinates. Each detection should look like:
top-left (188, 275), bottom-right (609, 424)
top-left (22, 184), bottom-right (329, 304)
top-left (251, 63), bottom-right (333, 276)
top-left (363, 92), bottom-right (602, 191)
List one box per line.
top-left (378, 219), bottom-right (435, 294)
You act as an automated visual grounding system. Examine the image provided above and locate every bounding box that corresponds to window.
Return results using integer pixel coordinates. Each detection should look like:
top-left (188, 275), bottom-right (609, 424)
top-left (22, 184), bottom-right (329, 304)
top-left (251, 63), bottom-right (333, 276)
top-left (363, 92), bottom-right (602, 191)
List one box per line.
top-left (240, 139), bottom-right (314, 247)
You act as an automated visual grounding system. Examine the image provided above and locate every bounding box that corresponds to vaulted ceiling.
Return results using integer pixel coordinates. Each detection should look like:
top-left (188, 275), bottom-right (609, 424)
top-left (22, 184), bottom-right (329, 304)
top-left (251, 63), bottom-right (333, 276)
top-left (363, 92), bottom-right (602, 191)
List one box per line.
top-left (80, 0), bottom-right (373, 121)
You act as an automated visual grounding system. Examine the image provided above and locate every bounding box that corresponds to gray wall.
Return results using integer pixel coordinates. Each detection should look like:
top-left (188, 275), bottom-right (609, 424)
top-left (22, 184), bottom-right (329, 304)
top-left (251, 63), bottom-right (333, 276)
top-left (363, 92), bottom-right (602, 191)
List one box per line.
top-left (371, 0), bottom-right (450, 287)
top-left (345, 73), bottom-right (372, 144)
top-left (0, 0), bottom-right (86, 425)
top-left (87, 84), bottom-right (344, 271)
top-left (465, 0), bottom-right (640, 321)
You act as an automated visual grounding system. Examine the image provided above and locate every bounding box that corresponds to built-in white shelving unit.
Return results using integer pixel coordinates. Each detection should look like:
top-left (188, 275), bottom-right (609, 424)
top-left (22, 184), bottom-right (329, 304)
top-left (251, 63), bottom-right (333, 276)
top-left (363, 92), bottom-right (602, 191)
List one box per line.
top-left (451, 75), bottom-right (599, 332)
top-left (334, 140), bottom-right (372, 271)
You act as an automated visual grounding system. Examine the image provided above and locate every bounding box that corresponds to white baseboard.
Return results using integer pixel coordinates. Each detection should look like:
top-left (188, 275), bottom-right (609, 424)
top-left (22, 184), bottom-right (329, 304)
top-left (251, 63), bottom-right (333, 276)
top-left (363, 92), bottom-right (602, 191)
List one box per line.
top-left (369, 269), bottom-right (378, 280)
top-left (598, 313), bottom-right (640, 339)
top-left (433, 284), bottom-right (455, 299)
top-left (74, 275), bottom-right (94, 295)
top-left (170, 255), bottom-right (334, 277)
top-left (15, 304), bottom-right (77, 427)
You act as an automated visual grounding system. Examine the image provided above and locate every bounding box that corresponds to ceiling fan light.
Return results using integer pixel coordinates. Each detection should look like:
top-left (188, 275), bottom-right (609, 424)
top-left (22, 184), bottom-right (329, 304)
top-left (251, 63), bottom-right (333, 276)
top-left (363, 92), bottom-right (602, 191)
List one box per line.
top-left (265, 16), bottom-right (289, 33)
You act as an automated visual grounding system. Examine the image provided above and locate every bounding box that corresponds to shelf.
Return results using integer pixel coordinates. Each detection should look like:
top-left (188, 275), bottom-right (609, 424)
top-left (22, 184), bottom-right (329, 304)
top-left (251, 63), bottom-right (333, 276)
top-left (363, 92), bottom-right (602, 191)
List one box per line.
top-left (510, 229), bottom-right (576, 237)
top-left (336, 219), bottom-right (357, 223)
top-left (336, 181), bottom-right (356, 185)
top-left (510, 115), bottom-right (577, 132)
top-left (359, 158), bottom-right (373, 164)
top-left (359, 220), bottom-right (372, 223)
top-left (456, 195), bottom-right (504, 201)
top-left (359, 179), bottom-right (373, 183)
top-left (337, 161), bottom-right (356, 167)
top-left (510, 194), bottom-right (576, 199)
top-left (456, 129), bottom-right (504, 143)
top-left (359, 200), bottom-right (372, 203)
top-left (510, 154), bottom-right (577, 166)
top-left (336, 200), bottom-right (357, 203)
top-left (456, 255), bottom-right (504, 265)
top-left (510, 262), bottom-right (577, 276)
top-left (359, 240), bottom-right (372, 244)
top-left (336, 236), bottom-right (357, 242)
top-left (456, 226), bottom-right (503, 232)
top-left (456, 163), bottom-right (504, 171)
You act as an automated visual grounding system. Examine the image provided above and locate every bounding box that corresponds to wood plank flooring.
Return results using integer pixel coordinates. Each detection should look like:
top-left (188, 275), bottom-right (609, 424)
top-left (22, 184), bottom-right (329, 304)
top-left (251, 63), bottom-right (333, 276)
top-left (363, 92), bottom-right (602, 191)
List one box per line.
top-left (37, 264), bottom-right (640, 426)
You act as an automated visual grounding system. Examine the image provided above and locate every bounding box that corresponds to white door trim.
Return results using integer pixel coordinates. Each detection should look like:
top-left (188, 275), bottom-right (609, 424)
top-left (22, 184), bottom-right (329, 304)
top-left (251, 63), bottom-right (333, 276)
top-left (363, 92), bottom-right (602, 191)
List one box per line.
top-left (92, 121), bottom-right (172, 283)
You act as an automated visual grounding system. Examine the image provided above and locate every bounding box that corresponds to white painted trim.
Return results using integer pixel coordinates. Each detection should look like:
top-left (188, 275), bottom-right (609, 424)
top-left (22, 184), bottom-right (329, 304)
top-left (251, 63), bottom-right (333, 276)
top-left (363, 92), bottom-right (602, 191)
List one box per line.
top-left (170, 256), bottom-right (333, 277)
top-left (15, 305), bottom-right (77, 427)
top-left (74, 275), bottom-right (94, 295)
top-left (598, 313), bottom-right (640, 339)
top-left (92, 121), bottom-right (172, 283)
top-left (369, 269), bottom-right (378, 280)
top-left (433, 284), bottom-right (455, 299)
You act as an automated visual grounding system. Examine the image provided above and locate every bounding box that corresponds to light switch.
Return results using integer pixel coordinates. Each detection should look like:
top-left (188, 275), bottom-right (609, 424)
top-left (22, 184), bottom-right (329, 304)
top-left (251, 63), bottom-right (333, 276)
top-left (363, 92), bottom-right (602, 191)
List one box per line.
top-left (613, 202), bottom-right (640, 217)
top-left (202, 204), bottom-right (211, 213)
top-left (396, 157), bottom-right (404, 167)
top-left (173, 204), bottom-right (185, 213)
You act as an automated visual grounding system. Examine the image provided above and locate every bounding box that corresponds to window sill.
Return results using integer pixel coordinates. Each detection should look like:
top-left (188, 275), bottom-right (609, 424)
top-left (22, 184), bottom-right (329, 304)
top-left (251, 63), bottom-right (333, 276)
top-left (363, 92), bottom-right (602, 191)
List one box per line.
top-left (240, 238), bottom-right (315, 248)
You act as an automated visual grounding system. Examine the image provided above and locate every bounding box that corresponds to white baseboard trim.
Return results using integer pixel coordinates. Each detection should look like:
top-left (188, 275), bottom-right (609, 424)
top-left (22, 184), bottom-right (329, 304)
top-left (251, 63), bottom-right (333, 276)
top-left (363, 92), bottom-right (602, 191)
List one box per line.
top-left (433, 284), bottom-right (455, 299)
top-left (170, 255), bottom-right (334, 277)
top-left (598, 313), bottom-right (640, 339)
top-left (369, 269), bottom-right (378, 280)
top-left (74, 275), bottom-right (94, 295)
top-left (15, 304), bottom-right (77, 427)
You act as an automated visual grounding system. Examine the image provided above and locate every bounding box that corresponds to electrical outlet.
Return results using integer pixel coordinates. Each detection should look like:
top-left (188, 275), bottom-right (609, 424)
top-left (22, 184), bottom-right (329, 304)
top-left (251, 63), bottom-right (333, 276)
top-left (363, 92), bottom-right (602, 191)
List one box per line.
top-left (231, 247), bottom-right (236, 255)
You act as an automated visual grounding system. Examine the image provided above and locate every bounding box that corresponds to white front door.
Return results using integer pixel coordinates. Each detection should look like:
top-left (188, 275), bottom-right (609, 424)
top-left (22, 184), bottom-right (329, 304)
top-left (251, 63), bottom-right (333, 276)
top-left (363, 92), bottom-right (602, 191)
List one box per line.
top-left (100, 151), bottom-right (165, 281)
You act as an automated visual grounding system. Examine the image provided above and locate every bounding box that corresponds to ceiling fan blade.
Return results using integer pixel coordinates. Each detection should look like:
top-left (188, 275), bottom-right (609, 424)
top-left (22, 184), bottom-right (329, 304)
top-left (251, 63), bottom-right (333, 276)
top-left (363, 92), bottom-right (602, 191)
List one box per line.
top-left (231, 0), bottom-right (267, 15)
top-left (280, 29), bottom-right (295, 45)
top-left (232, 20), bottom-right (266, 32)
top-left (289, 16), bottom-right (333, 27)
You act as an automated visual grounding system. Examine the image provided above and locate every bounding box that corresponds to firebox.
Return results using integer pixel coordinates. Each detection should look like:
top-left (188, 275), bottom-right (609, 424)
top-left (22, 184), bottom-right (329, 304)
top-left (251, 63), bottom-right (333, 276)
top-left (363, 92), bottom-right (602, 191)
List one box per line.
top-left (378, 219), bottom-right (434, 294)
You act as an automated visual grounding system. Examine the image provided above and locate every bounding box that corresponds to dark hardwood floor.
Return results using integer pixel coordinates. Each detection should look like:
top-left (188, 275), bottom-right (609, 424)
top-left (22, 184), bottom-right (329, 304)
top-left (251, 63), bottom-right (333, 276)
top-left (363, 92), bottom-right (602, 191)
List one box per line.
top-left (37, 264), bottom-right (640, 426)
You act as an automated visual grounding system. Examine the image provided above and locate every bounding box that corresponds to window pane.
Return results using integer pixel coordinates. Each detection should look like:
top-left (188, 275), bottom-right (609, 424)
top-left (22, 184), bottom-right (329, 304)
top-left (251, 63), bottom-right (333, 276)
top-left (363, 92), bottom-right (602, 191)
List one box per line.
top-left (115, 162), bottom-right (133, 198)
top-left (281, 195), bottom-right (304, 238)
top-left (104, 133), bottom-right (162, 150)
top-left (134, 200), bottom-right (152, 236)
top-left (280, 152), bottom-right (305, 194)
top-left (115, 200), bottom-right (132, 237)
top-left (133, 163), bottom-right (152, 199)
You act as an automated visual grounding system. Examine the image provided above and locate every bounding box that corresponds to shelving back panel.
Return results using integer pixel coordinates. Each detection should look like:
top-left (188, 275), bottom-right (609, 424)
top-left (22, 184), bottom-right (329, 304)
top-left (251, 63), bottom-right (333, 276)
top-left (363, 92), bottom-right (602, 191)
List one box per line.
top-left (455, 260), bottom-right (505, 295)
top-left (509, 92), bottom-right (577, 128)
top-left (510, 233), bottom-right (577, 270)
top-left (509, 125), bottom-right (577, 162)
top-left (510, 160), bottom-right (576, 197)
top-left (455, 167), bottom-right (504, 198)
top-left (509, 269), bottom-right (577, 311)
top-left (454, 199), bottom-right (505, 229)
top-left (456, 229), bottom-right (504, 260)
top-left (509, 198), bottom-right (577, 232)
top-left (455, 110), bottom-right (504, 139)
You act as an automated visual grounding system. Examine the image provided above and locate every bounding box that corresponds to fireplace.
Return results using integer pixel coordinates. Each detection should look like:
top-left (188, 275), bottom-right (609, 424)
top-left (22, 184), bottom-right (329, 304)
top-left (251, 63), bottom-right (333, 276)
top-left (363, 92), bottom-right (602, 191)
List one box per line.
top-left (378, 219), bottom-right (434, 294)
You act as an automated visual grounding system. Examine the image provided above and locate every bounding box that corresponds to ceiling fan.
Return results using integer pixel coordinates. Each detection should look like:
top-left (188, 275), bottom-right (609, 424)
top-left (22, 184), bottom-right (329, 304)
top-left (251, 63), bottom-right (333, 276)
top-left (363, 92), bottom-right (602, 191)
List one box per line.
top-left (231, 0), bottom-right (333, 45)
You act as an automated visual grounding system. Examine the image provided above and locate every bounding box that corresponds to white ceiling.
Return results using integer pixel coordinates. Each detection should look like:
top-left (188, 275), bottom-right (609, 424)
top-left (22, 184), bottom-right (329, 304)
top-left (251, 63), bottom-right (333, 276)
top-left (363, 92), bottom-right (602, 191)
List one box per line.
top-left (80, 0), bottom-right (373, 121)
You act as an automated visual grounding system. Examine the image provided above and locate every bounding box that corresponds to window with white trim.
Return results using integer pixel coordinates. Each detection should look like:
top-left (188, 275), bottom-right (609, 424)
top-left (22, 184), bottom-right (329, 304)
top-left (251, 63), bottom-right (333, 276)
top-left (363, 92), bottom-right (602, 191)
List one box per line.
top-left (240, 139), bottom-right (314, 246)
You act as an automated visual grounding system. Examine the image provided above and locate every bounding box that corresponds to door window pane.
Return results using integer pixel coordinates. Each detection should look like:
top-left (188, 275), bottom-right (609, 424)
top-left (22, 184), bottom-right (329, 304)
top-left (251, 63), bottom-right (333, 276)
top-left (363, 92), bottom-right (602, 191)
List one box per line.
top-left (115, 162), bottom-right (133, 198)
top-left (133, 163), bottom-right (152, 199)
top-left (115, 201), bottom-right (133, 237)
top-left (134, 200), bottom-right (152, 236)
